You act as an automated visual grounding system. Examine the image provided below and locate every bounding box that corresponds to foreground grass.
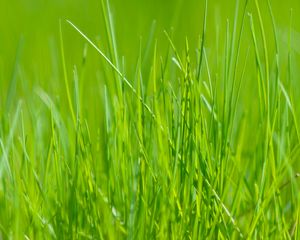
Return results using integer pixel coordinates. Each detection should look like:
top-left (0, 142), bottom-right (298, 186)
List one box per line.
top-left (1, 0), bottom-right (300, 239)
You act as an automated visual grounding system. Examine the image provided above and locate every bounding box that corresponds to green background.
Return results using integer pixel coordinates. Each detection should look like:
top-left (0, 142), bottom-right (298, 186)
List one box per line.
top-left (1, 0), bottom-right (299, 87)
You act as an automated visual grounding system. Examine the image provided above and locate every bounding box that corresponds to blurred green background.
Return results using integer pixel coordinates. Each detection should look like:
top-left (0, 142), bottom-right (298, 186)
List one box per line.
top-left (1, 0), bottom-right (300, 108)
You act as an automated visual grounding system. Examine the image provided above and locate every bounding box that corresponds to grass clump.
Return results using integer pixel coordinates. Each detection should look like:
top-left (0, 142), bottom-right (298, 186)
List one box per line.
top-left (1, 0), bottom-right (300, 239)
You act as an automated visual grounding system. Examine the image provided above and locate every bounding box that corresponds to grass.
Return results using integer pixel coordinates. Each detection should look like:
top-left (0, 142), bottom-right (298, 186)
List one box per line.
top-left (1, 0), bottom-right (300, 239)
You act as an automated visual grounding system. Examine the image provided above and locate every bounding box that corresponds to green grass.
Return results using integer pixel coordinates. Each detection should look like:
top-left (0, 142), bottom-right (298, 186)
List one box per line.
top-left (1, 0), bottom-right (300, 239)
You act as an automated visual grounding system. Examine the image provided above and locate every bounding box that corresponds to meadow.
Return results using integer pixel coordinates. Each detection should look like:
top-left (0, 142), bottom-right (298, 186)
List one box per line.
top-left (1, 0), bottom-right (300, 239)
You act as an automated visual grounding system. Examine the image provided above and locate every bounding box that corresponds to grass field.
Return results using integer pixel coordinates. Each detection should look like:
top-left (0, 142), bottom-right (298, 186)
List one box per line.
top-left (1, 0), bottom-right (300, 239)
